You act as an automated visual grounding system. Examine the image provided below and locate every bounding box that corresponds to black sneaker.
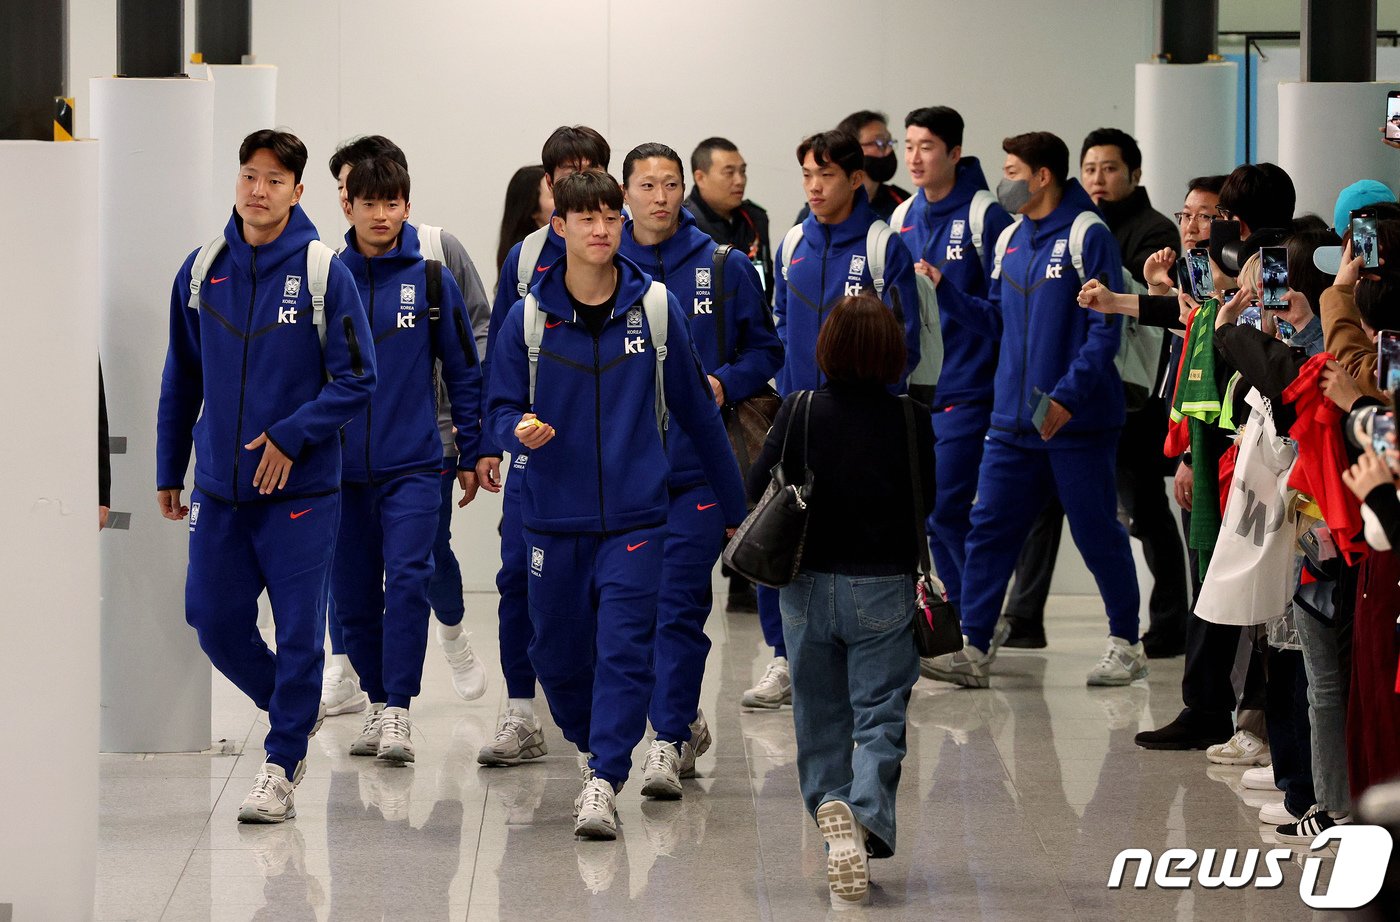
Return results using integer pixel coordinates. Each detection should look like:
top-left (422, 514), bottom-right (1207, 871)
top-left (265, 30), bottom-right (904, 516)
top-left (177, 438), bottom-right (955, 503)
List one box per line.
top-left (726, 577), bottom-right (758, 613)
top-left (1142, 628), bottom-right (1186, 659)
top-left (1275, 805), bottom-right (1350, 844)
top-left (1134, 710), bottom-right (1233, 750)
top-left (1002, 616), bottom-right (1046, 649)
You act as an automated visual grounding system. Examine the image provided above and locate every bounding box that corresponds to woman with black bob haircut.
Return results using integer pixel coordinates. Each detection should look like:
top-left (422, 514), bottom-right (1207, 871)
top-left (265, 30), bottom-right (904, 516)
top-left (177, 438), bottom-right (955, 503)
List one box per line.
top-left (744, 293), bottom-right (934, 909)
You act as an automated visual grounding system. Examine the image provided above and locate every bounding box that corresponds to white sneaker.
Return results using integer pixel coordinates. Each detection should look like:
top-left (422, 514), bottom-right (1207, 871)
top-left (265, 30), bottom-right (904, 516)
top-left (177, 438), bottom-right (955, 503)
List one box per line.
top-left (640, 740), bottom-right (683, 800)
top-left (1259, 800), bottom-right (1298, 825)
top-left (377, 707), bottom-right (415, 763)
top-left (742, 657), bottom-right (792, 708)
top-left (1241, 765), bottom-right (1278, 791)
top-left (477, 708), bottom-right (548, 766)
top-left (679, 710), bottom-right (711, 778)
top-left (237, 764), bottom-right (296, 824)
top-left (350, 703), bottom-right (385, 756)
top-left (440, 631), bottom-right (487, 701)
top-left (1086, 636), bottom-right (1150, 687)
top-left (320, 669), bottom-right (368, 716)
top-left (1207, 730), bottom-right (1271, 766)
top-left (574, 777), bottom-right (619, 840)
top-left (921, 641), bottom-right (991, 689)
top-left (816, 800), bottom-right (868, 908)
top-left (573, 752), bottom-right (596, 816)
top-left (310, 701), bottom-right (327, 738)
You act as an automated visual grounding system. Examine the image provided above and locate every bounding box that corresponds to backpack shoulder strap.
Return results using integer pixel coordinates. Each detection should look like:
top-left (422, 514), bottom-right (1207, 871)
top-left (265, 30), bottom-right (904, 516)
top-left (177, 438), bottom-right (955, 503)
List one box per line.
top-left (865, 220), bottom-right (893, 296)
top-left (522, 292), bottom-right (544, 408)
top-left (187, 235), bottom-right (227, 309)
top-left (424, 258), bottom-right (443, 321)
top-left (712, 244), bottom-right (732, 370)
top-left (516, 225), bottom-right (550, 297)
top-left (890, 197), bottom-right (914, 232)
top-left (306, 240), bottom-right (335, 352)
top-left (968, 190), bottom-right (995, 252)
top-left (779, 224), bottom-right (805, 280)
top-left (990, 217), bottom-right (1023, 281)
top-left (642, 281), bottom-right (670, 438)
top-left (1068, 211), bottom-right (1106, 283)
top-left (418, 224), bottom-right (444, 264)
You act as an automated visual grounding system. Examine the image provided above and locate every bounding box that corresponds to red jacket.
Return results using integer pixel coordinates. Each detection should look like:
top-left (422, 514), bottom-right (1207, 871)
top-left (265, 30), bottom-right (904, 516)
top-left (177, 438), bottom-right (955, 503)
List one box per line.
top-left (1282, 353), bottom-right (1368, 564)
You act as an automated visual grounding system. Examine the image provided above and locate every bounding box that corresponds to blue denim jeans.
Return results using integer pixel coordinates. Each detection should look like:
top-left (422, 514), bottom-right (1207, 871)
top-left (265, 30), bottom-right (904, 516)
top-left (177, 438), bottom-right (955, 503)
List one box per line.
top-left (780, 570), bottom-right (919, 858)
top-left (1294, 601), bottom-right (1350, 813)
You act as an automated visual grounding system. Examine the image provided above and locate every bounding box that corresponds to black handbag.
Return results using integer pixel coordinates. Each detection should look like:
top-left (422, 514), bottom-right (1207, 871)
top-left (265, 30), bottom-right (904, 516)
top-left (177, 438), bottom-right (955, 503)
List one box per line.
top-left (902, 397), bottom-right (963, 658)
top-left (721, 391), bottom-right (814, 588)
top-left (710, 244), bottom-right (782, 492)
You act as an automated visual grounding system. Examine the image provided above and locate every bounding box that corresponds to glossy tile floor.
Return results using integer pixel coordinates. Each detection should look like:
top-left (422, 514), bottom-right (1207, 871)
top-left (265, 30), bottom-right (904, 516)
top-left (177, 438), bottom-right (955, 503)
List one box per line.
top-left (96, 594), bottom-right (1349, 921)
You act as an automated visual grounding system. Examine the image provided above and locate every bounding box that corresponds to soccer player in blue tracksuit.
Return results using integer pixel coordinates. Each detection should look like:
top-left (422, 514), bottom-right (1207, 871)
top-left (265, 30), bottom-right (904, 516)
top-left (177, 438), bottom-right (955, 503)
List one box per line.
top-left (898, 107), bottom-right (1014, 617)
top-left (618, 143), bottom-right (784, 799)
top-left (486, 170), bottom-right (746, 839)
top-left (332, 157), bottom-right (484, 764)
top-left (156, 130), bottom-right (376, 823)
top-left (745, 129), bottom-right (922, 711)
top-left (920, 131), bottom-right (1146, 689)
top-left (475, 125), bottom-right (611, 769)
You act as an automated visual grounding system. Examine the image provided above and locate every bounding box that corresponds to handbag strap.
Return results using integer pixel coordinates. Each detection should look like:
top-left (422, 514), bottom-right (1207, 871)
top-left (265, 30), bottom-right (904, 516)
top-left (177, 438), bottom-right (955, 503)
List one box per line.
top-left (901, 396), bottom-right (932, 577)
top-left (779, 390), bottom-right (813, 483)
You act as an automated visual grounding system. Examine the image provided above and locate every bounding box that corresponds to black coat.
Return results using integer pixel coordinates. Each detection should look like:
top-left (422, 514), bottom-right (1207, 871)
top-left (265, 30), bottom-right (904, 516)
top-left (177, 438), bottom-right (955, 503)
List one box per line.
top-left (685, 191), bottom-right (775, 307)
top-left (1100, 186), bottom-right (1180, 287)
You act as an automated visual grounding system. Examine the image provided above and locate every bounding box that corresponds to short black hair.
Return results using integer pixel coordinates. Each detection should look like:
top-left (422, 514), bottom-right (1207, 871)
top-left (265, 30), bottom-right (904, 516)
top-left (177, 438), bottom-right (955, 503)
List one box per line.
top-left (904, 106), bottom-right (964, 150)
top-left (691, 137), bottom-right (739, 173)
top-left (1080, 127), bottom-right (1142, 172)
top-left (797, 130), bottom-right (862, 177)
top-left (239, 128), bottom-right (308, 184)
top-left (553, 169), bottom-right (624, 218)
top-left (1187, 174), bottom-right (1227, 196)
top-left (542, 125), bottom-right (611, 176)
top-left (345, 157), bottom-right (410, 204)
top-left (622, 142), bottom-right (684, 186)
top-left (1002, 131), bottom-right (1069, 186)
top-left (329, 135), bottom-right (406, 180)
top-left (1219, 163), bottom-right (1296, 232)
top-left (836, 110), bottom-right (888, 139)
top-left (1285, 223), bottom-right (1342, 313)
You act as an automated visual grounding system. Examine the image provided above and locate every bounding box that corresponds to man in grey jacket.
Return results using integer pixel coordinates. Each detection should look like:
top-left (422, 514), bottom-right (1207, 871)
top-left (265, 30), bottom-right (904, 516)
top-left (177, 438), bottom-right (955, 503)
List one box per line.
top-left (322, 135), bottom-right (492, 712)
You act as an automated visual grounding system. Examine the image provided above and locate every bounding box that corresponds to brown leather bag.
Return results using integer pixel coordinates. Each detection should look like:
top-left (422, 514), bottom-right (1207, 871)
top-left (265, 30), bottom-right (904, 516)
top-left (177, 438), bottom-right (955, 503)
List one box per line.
top-left (709, 244), bottom-right (782, 488)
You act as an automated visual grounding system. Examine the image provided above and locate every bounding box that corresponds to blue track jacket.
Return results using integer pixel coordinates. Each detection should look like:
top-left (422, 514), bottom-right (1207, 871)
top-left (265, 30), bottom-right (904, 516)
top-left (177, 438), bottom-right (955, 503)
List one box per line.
top-left (772, 189), bottom-right (920, 395)
top-left (338, 222), bottom-right (483, 483)
top-left (619, 208), bottom-right (784, 489)
top-left (157, 206), bottom-right (376, 502)
top-left (934, 180), bottom-right (1126, 443)
top-left (895, 157), bottom-right (1013, 406)
top-left (485, 254), bottom-right (747, 534)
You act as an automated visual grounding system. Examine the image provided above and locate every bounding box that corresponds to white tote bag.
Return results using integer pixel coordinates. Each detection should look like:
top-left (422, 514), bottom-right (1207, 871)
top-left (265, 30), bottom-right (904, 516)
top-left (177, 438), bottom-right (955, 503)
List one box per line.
top-left (1195, 388), bottom-right (1299, 626)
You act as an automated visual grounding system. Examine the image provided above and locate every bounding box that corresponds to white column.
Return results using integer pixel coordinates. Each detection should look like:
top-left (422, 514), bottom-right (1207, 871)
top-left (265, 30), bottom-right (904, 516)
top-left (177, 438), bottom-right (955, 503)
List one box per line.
top-left (1278, 81), bottom-right (1400, 223)
top-left (195, 63), bottom-right (278, 221)
top-left (1135, 61), bottom-right (1239, 218)
top-left (91, 76), bottom-right (215, 753)
top-left (0, 139), bottom-right (101, 922)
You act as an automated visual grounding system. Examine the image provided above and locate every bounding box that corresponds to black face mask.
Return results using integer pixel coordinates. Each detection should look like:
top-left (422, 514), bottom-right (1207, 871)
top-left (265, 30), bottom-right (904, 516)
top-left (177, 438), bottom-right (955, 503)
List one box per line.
top-left (864, 152), bottom-right (897, 184)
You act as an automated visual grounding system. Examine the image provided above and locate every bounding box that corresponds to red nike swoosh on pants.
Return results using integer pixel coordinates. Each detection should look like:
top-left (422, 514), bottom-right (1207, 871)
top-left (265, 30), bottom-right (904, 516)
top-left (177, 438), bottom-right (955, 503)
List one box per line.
top-left (290, 509), bottom-right (312, 519)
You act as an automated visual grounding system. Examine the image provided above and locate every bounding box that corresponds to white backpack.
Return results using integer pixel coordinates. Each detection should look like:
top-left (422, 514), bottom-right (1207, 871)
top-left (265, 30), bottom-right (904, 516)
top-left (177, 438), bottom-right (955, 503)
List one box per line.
top-left (515, 224), bottom-right (552, 299)
top-left (418, 223), bottom-right (446, 265)
top-left (991, 211), bottom-right (1163, 397)
top-left (188, 235), bottom-right (335, 352)
top-left (779, 221), bottom-right (944, 389)
top-left (522, 280), bottom-right (672, 438)
top-left (889, 188), bottom-right (998, 256)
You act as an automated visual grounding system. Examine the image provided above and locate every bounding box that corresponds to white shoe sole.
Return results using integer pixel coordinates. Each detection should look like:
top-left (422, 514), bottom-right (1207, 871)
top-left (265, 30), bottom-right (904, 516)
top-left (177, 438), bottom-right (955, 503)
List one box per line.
top-left (1086, 664), bottom-right (1149, 687)
top-left (1241, 773), bottom-right (1278, 791)
top-left (1207, 749), bottom-right (1271, 766)
top-left (816, 800), bottom-right (868, 906)
top-left (574, 813), bottom-right (619, 840)
top-left (323, 689), bottom-right (369, 717)
top-left (349, 738), bottom-right (380, 757)
top-left (452, 678), bottom-right (488, 701)
top-left (741, 689), bottom-right (791, 709)
top-left (237, 804), bottom-right (295, 824)
top-left (476, 735), bottom-right (548, 767)
top-left (640, 772), bottom-right (682, 800)
top-left (923, 664), bottom-right (990, 689)
top-left (377, 744), bottom-right (415, 764)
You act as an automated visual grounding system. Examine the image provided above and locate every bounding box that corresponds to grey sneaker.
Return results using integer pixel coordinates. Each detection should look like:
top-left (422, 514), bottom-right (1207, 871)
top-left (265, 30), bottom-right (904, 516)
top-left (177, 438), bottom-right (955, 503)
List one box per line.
top-left (376, 707), bottom-right (415, 763)
top-left (477, 708), bottom-right (548, 766)
top-left (1206, 730), bottom-right (1271, 766)
top-left (741, 657), bottom-right (792, 708)
top-left (816, 800), bottom-right (868, 907)
top-left (640, 740), bottom-right (683, 800)
top-left (237, 763), bottom-right (296, 824)
top-left (574, 777), bottom-right (619, 840)
top-left (1086, 636), bottom-right (1149, 687)
top-left (350, 703), bottom-right (385, 757)
top-left (679, 710), bottom-right (711, 778)
top-left (921, 641), bottom-right (991, 688)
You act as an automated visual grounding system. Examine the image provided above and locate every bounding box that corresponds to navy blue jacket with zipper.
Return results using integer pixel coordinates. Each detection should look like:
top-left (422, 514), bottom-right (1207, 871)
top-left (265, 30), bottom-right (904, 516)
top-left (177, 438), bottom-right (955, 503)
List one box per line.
top-left (338, 222), bottom-right (482, 483)
top-left (157, 205), bottom-right (377, 503)
top-left (618, 208), bottom-right (784, 490)
top-left (485, 254), bottom-right (747, 534)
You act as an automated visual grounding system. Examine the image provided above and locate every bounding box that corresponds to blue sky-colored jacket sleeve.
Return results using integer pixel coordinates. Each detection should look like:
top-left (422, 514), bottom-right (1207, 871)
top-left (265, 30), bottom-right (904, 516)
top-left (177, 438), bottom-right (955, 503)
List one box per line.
top-left (432, 266), bottom-right (484, 465)
top-left (156, 251), bottom-right (203, 489)
top-left (1049, 224), bottom-right (1124, 414)
top-left (711, 250), bottom-right (783, 402)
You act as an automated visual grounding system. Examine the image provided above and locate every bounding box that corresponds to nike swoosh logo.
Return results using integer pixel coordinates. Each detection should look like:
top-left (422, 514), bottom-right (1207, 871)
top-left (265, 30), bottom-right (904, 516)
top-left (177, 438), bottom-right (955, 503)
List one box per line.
top-left (696, 502), bottom-right (718, 511)
top-left (536, 265), bottom-right (549, 273)
top-left (900, 225), bottom-right (914, 233)
top-left (791, 257), bottom-right (806, 265)
top-left (1006, 247), bottom-right (1020, 253)
top-left (290, 509), bottom-right (312, 519)
top-left (210, 276), bottom-right (229, 284)
top-left (545, 319), bottom-right (563, 328)
top-left (627, 541), bottom-right (649, 552)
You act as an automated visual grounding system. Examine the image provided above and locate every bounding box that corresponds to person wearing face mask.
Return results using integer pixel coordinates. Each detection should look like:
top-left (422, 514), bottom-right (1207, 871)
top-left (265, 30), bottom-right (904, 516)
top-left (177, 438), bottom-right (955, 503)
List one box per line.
top-left (919, 131), bottom-right (1145, 689)
top-left (794, 111), bottom-right (912, 224)
top-left (617, 143), bottom-right (783, 799)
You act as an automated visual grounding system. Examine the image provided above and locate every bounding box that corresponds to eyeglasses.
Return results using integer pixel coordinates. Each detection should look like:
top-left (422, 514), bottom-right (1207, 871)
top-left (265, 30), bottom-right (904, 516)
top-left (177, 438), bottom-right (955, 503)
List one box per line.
top-left (1174, 210), bottom-right (1222, 226)
top-left (863, 136), bottom-right (894, 152)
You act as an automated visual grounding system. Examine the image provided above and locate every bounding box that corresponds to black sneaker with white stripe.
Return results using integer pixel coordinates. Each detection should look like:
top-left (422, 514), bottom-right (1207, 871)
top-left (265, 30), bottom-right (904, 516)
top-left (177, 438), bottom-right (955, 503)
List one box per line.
top-left (1275, 804), bottom-right (1350, 844)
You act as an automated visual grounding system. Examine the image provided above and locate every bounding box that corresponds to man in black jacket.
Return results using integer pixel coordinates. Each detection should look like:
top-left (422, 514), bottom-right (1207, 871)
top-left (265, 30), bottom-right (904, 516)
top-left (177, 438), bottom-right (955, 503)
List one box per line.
top-left (685, 137), bottom-right (774, 307)
top-left (1002, 128), bottom-right (1190, 659)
